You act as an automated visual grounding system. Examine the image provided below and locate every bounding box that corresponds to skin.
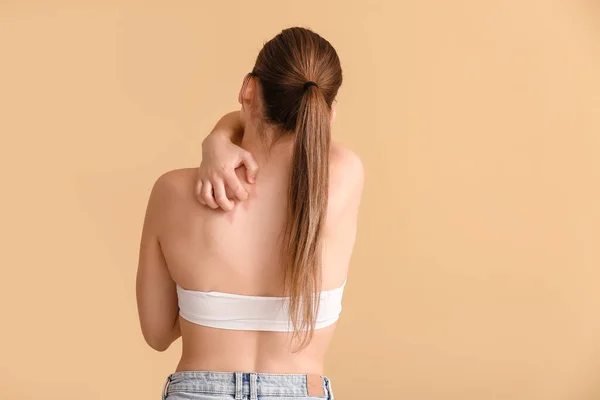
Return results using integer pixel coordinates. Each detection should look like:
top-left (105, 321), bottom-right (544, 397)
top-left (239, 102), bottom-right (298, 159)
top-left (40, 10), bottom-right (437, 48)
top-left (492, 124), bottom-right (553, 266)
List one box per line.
top-left (195, 111), bottom-right (259, 211)
top-left (136, 75), bottom-right (364, 375)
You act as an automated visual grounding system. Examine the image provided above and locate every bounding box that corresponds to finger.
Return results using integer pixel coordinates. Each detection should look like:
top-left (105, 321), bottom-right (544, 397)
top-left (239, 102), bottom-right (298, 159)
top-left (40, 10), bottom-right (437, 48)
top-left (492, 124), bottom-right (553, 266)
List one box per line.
top-left (195, 180), bottom-right (206, 205)
top-left (223, 170), bottom-right (248, 201)
top-left (201, 181), bottom-right (219, 209)
top-left (213, 178), bottom-right (235, 212)
top-left (241, 151), bottom-right (259, 183)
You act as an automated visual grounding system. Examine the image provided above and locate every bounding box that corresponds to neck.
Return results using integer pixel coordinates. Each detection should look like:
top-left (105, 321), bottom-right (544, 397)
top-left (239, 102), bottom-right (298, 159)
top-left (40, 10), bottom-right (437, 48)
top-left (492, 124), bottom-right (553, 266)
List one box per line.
top-left (240, 119), bottom-right (295, 165)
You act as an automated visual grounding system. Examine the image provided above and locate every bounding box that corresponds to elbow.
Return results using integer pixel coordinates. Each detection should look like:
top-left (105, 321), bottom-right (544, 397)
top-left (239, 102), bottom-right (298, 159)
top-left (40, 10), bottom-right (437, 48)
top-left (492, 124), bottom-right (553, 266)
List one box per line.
top-left (138, 314), bottom-right (181, 352)
top-left (149, 340), bottom-right (170, 352)
top-left (142, 331), bottom-right (172, 352)
top-left (146, 336), bottom-right (171, 352)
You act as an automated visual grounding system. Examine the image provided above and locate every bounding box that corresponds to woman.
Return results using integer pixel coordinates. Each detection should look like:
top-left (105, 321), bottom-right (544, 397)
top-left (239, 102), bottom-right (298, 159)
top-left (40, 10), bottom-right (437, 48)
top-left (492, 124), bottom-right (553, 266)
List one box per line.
top-left (137, 27), bottom-right (364, 400)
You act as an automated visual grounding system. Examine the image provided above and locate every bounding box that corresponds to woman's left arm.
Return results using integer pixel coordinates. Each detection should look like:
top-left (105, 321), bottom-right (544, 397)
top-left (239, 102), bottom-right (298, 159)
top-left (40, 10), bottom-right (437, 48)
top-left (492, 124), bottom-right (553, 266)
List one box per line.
top-left (136, 175), bottom-right (181, 352)
top-left (196, 111), bottom-right (258, 211)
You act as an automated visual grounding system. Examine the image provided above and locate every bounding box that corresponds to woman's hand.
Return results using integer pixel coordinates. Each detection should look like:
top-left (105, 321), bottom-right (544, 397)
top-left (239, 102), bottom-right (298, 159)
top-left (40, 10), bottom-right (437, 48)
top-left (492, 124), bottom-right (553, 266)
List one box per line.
top-left (195, 112), bottom-right (258, 211)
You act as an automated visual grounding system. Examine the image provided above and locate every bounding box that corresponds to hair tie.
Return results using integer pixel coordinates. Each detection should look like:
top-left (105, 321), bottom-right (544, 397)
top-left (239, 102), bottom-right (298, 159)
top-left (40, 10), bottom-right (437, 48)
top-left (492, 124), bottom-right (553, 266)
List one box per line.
top-left (303, 81), bottom-right (318, 91)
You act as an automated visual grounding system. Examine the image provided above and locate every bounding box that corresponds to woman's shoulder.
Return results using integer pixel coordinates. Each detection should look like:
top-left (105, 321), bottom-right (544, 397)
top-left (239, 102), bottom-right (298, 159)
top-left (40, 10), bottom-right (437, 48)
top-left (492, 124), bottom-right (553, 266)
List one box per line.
top-left (329, 141), bottom-right (364, 195)
top-left (147, 168), bottom-right (199, 217)
top-left (328, 141), bottom-right (364, 215)
top-left (151, 168), bottom-right (197, 198)
top-left (330, 141), bottom-right (363, 171)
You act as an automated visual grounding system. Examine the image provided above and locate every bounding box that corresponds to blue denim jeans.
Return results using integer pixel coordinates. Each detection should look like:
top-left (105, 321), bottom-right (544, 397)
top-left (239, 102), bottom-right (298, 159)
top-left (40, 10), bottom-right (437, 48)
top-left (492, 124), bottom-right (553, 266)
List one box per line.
top-left (162, 371), bottom-right (334, 400)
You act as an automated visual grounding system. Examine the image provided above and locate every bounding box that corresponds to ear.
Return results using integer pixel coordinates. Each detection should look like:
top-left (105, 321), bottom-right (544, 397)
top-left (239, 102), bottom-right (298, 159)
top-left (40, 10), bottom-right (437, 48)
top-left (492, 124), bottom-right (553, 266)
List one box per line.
top-left (238, 74), bottom-right (256, 106)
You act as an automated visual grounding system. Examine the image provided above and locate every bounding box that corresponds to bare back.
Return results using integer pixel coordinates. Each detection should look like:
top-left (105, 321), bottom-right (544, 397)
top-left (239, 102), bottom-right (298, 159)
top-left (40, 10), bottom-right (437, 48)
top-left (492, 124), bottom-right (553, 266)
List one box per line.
top-left (156, 140), bottom-right (363, 375)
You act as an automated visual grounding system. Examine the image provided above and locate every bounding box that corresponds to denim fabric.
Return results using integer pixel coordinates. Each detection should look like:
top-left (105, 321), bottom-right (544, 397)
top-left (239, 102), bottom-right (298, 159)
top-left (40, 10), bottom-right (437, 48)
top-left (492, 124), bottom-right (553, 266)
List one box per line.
top-left (162, 371), bottom-right (334, 400)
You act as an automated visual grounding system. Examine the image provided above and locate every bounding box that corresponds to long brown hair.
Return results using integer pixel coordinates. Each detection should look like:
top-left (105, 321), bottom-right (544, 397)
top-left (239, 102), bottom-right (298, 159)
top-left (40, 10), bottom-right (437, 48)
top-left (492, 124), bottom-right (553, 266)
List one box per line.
top-left (249, 27), bottom-right (342, 350)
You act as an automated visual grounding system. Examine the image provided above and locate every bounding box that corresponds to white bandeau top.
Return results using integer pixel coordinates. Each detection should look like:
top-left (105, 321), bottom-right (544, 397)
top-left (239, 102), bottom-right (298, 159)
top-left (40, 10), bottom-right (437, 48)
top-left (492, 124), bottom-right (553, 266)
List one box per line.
top-left (176, 281), bottom-right (346, 332)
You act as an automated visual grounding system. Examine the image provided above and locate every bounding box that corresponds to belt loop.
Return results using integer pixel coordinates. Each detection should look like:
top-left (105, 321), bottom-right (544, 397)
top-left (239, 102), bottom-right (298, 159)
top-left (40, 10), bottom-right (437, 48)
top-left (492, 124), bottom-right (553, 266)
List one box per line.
top-left (306, 374), bottom-right (326, 397)
top-left (325, 376), bottom-right (334, 400)
top-left (249, 373), bottom-right (258, 400)
top-left (234, 372), bottom-right (243, 400)
top-left (161, 374), bottom-right (172, 400)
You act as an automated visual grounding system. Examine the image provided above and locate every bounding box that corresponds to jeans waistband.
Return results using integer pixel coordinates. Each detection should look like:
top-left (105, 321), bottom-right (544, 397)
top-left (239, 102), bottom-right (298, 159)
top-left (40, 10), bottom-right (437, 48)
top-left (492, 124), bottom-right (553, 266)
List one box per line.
top-left (162, 370), bottom-right (333, 400)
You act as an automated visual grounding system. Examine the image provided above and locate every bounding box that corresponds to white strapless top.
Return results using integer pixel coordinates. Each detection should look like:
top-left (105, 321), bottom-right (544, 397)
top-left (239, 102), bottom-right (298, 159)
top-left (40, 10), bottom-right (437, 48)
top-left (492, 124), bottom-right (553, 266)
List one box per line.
top-left (176, 281), bottom-right (346, 332)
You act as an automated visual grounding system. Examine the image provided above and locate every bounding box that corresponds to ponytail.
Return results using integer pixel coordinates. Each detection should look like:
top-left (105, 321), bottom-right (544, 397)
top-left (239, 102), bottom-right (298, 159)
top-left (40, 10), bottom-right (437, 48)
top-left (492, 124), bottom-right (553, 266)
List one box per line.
top-left (250, 27), bottom-right (342, 350)
top-left (284, 84), bottom-right (331, 351)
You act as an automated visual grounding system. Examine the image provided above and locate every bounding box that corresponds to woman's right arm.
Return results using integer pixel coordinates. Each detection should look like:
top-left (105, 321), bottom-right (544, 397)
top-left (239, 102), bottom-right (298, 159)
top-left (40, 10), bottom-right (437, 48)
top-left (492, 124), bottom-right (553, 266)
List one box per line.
top-left (196, 111), bottom-right (258, 211)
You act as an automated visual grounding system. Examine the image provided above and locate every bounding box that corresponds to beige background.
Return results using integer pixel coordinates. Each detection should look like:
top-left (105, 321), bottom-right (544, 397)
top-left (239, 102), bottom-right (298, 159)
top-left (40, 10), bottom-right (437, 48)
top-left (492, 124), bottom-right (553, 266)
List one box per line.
top-left (1, 1), bottom-right (599, 399)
